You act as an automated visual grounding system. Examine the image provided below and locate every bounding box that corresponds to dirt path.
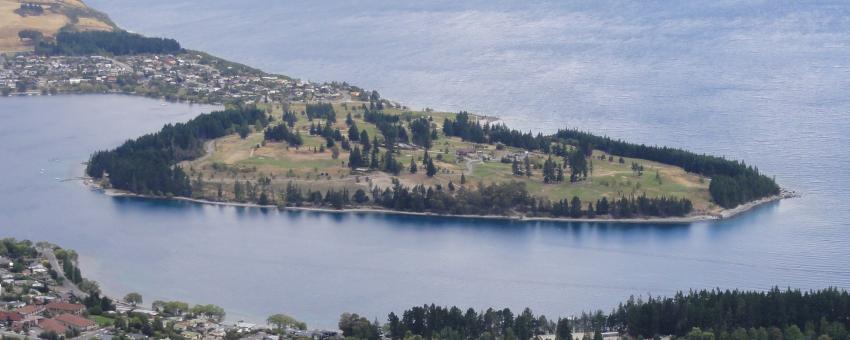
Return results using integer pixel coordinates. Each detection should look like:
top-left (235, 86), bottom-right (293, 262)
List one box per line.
top-left (464, 158), bottom-right (481, 175)
top-left (195, 140), bottom-right (217, 163)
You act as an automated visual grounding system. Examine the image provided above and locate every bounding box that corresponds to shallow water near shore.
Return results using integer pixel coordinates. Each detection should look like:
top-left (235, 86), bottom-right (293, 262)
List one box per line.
top-left (4, 0), bottom-right (850, 329)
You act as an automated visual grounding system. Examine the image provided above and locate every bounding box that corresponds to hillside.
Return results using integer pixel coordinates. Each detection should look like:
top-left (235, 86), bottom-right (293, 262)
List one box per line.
top-left (0, 0), bottom-right (116, 53)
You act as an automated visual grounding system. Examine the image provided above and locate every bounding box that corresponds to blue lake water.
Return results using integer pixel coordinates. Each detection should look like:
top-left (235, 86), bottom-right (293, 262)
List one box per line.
top-left (2, 0), bottom-right (850, 329)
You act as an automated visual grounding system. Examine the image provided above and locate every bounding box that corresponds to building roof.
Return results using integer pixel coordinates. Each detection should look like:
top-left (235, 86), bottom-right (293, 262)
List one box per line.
top-left (46, 302), bottom-right (85, 312)
top-left (0, 311), bottom-right (23, 322)
top-left (14, 304), bottom-right (44, 315)
top-left (38, 318), bottom-right (67, 334)
top-left (55, 313), bottom-right (96, 328)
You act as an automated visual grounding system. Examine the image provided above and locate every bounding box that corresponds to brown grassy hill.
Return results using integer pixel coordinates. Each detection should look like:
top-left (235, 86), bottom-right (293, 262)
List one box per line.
top-left (0, 0), bottom-right (116, 53)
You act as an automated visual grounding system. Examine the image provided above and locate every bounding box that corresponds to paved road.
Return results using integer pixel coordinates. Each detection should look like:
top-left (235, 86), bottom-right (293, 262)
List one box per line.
top-left (0, 329), bottom-right (30, 339)
top-left (38, 247), bottom-right (88, 298)
top-left (71, 328), bottom-right (111, 340)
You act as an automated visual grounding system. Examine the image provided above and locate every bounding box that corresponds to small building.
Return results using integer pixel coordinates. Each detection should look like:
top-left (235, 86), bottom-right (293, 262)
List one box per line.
top-left (54, 313), bottom-right (97, 331)
top-left (15, 315), bottom-right (43, 330)
top-left (38, 318), bottom-right (67, 334)
top-left (456, 148), bottom-right (476, 157)
top-left (14, 304), bottom-right (45, 317)
top-left (601, 331), bottom-right (620, 339)
top-left (234, 321), bottom-right (257, 333)
top-left (28, 263), bottom-right (48, 275)
top-left (0, 311), bottom-right (24, 323)
top-left (46, 302), bottom-right (86, 315)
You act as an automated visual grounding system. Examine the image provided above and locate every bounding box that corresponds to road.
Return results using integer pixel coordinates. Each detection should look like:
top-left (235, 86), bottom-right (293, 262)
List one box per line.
top-left (0, 330), bottom-right (28, 339)
top-left (71, 328), bottom-right (111, 340)
top-left (38, 246), bottom-right (88, 298)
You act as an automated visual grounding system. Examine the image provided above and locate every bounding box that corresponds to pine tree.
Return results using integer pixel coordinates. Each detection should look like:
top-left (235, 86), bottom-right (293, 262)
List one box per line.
top-left (349, 146), bottom-right (363, 169)
top-left (361, 130), bottom-right (370, 151)
top-left (348, 122), bottom-right (360, 141)
top-left (234, 181), bottom-right (244, 201)
top-left (409, 157), bottom-right (418, 173)
top-left (570, 196), bottom-right (582, 218)
top-left (424, 150), bottom-right (437, 177)
top-left (370, 147), bottom-right (380, 169)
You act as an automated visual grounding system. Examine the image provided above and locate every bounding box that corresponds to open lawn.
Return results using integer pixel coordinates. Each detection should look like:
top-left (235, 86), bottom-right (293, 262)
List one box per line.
top-left (89, 315), bottom-right (114, 327)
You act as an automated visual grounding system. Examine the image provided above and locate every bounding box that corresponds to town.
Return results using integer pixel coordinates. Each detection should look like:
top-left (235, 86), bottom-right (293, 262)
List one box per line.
top-left (0, 238), bottom-right (341, 340)
top-left (0, 51), bottom-right (359, 105)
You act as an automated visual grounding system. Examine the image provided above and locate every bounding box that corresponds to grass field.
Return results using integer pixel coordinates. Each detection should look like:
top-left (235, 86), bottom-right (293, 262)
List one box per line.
top-left (184, 98), bottom-right (716, 213)
top-left (0, 0), bottom-right (114, 53)
top-left (89, 315), bottom-right (114, 327)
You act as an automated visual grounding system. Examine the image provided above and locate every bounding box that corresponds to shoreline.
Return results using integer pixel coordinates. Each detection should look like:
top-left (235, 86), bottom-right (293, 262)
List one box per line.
top-left (84, 178), bottom-right (795, 225)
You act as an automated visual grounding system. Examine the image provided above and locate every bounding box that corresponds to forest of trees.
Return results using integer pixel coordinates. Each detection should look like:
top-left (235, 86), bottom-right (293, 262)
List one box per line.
top-left (442, 113), bottom-right (779, 209)
top-left (306, 103), bottom-right (337, 122)
top-left (548, 195), bottom-right (693, 218)
top-left (274, 180), bottom-right (689, 218)
top-left (607, 287), bottom-right (850, 339)
top-left (383, 305), bottom-right (558, 340)
top-left (264, 123), bottom-right (303, 146)
top-left (364, 109), bottom-right (409, 148)
top-left (86, 106), bottom-right (268, 196)
top-left (556, 129), bottom-right (780, 209)
top-left (35, 30), bottom-right (183, 56)
top-left (365, 288), bottom-right (850, 340)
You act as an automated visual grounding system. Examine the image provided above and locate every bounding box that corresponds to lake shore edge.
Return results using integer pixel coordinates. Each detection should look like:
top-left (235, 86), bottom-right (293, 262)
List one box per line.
top-left (83, 178), bottom-right (795, 225)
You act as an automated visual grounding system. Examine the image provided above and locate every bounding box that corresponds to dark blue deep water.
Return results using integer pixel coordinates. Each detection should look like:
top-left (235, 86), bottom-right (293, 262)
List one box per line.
top-left (2, 0), bottom-right (850, 329)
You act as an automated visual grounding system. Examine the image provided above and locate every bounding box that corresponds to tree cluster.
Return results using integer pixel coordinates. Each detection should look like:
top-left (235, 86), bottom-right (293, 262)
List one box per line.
top-left (86, 106), bottom-right (268, 196)
top-left (607, 287), bottom-right (850, 339)
top-left (36, 30), bottom-right (182, 56)
top-left (364, 110), bottom-right (408, 148)
top-left (409, 117), bottom-right (434, 149)
top-left (385, 305), bottom-right (556, 340)
top-left (548, 195), bottom-right (693, 218)
top-left (264, 124), bottom-right (303, 146)
top-left (305, 103), bottom-right (336, 122)
top-left (441, 112), bottom-right (779, 208)
top-left (556, 129), bottom-right (780, 208)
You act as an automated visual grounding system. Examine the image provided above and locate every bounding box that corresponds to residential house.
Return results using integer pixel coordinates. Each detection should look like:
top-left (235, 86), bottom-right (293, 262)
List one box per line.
top-left (28, 263), bottom-right (48, 275)
top-left (0, 311), bottom-right (23, 323)
top-left (14, 304), bottom-right (45, 317)
top-left (54, 313), bottom-right (96, 331)
top-left (46, 302), bottom-right (86, 315)
top-left (38, 318), bottom-right (67, 334)
top-left (14, 315), bottom-right (43, 331)
top-left (234, 321), bottom-right (256, 333)
top-left (456, 148), bottom-right (476, 157)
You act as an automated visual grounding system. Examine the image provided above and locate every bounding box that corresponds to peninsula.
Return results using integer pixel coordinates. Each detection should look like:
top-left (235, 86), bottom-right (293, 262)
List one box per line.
top-left (0, 0), bottom-right (787, 222)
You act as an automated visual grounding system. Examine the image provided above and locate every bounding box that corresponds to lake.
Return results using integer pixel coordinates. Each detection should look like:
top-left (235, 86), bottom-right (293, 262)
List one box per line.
top-left (2, 0), bottom-right (850, 329)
